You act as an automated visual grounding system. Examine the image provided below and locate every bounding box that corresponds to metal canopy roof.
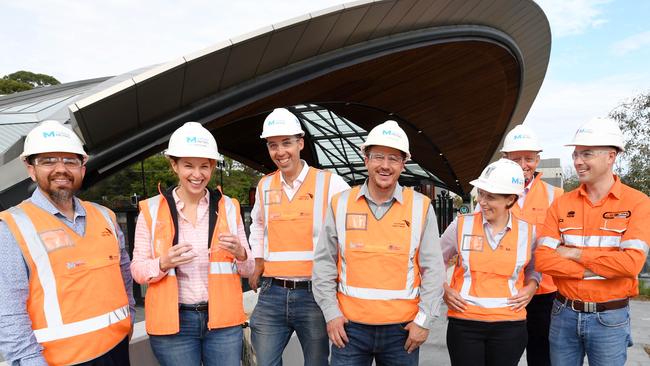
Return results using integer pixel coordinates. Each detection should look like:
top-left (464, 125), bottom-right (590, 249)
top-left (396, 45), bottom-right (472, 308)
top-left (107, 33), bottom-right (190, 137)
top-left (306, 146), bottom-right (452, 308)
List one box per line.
top-left (292, 104), bottom-right (446, 187)
top-left (0, 0), bottom-right (551, 208)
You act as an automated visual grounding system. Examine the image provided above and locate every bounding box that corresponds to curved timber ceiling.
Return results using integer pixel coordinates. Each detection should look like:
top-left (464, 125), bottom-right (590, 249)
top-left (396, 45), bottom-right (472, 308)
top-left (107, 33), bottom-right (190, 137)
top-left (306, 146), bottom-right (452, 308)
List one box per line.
top-left (66, 0), bottom-right (550, 196)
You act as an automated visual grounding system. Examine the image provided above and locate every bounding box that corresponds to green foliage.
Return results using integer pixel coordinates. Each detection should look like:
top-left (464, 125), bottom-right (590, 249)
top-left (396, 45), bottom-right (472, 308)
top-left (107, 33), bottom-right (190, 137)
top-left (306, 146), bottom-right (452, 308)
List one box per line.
top-left (79, 154), bottom-right (262, 208)
top-left (1, 70), bottom-right (61, 95)
top-left (610, 92), bottom-right (650, 195)
top-left (562, 165), bottom-right (580, 192)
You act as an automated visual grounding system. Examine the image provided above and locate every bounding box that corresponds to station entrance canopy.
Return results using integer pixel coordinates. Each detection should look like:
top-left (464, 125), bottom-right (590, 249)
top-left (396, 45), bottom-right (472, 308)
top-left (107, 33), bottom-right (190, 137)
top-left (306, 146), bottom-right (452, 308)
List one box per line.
top-left (0, 0), bottom-right (551, 208)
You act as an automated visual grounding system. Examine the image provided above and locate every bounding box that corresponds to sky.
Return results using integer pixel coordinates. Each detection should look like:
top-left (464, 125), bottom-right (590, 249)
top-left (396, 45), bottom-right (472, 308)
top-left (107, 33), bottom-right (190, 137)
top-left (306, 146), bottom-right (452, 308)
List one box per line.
top-left (1, 0), bottom-right (649, 168)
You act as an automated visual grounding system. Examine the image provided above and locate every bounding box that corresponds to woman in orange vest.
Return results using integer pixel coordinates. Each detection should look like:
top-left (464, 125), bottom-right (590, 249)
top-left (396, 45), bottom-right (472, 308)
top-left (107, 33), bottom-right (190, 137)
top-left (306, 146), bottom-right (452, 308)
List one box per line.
top-left (130, 122), bottom-right (254, 366)
top-left (440, 159), bottom-right (541, 366)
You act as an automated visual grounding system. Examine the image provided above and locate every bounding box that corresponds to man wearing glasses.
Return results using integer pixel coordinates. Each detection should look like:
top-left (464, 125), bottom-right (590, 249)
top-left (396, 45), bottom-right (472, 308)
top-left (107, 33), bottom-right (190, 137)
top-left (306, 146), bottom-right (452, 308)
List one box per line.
top-left (535, 118), bottom-right (650, 366)
top-left (248, 108), bottom-right (349, 366)
top-left (312, 120), bottom-right (445, 365)
top-left (0, 120), bottom-right (134, 365)
top-left (500, 124), bottom-right (563, 366)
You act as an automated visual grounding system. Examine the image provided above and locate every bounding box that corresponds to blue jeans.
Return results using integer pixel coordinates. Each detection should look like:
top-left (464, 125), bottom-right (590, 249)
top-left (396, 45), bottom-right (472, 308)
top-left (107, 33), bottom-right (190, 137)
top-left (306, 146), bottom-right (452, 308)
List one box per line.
top-left (330, 321), bottom-right (418, 366)
top-left (549, 299), bottom-right (632, 366)
top-left (149, 308), bottom-right (243, 366)
top-left (250, 278), bottom-right (329, 366)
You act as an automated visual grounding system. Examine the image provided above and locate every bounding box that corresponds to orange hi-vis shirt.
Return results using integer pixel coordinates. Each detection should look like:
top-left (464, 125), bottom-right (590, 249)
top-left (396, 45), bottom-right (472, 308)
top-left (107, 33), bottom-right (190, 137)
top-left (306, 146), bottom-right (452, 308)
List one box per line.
top-left (448, 212), bottom-right (535, 322)
top-left (139, 191), bottom-right (246, 335)
top-left (535, 176), bottom-right (650, 303)
top-left (258, 167), bottom-right (331, 277)
top-left (330, 186), bottom-right (430, 325)
top-left (512, 173), bottom-right (563, 295)
top-left (0, 201), bottom-right (131, 366)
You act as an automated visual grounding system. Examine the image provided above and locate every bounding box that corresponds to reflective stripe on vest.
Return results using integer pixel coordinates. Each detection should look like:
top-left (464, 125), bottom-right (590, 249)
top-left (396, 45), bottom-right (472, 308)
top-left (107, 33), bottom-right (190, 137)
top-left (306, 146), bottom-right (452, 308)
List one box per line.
top-left (560, 233), bottom-right (621, 248)
top-left (335, 190), bottom-right (424, 300)
top-left (261, 169), bottom-right (328, 262)
top-left (458, 214), bottom-right (530, 308)
top-left (6, 206), bottom-right (129, 342)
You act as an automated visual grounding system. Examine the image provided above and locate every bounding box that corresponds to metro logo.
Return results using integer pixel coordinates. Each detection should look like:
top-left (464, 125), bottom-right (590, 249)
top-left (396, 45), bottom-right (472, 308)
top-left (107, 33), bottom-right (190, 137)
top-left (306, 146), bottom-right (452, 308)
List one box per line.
top-left (511, 177), bottom-right (524, 185)
top-left (382, 130), bottom-right (400, 137)
top-left (513, 134), bottom-right (530, 140)
top-left (42, 130), bottom-right (70, 138)
top-left (186, 136), bottom-right (196, 143)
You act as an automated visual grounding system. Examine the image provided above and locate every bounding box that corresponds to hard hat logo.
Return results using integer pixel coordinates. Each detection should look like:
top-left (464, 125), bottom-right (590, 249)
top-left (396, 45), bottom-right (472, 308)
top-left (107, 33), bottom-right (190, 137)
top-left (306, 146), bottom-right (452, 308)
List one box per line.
top-left (42, 130), bottom-right (71, 139)
top-left (513, 134), bottom-right (530, 140)
top-left (185, 136), bottom-right (210, 146)
top-left (512, 177), bottom-right (524, 185)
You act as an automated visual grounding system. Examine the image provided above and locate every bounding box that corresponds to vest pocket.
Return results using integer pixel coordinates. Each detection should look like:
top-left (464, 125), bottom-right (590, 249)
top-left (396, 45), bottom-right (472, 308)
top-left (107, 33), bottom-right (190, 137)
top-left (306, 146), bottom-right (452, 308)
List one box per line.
top-left (345, 245), bottom-right (409, 290)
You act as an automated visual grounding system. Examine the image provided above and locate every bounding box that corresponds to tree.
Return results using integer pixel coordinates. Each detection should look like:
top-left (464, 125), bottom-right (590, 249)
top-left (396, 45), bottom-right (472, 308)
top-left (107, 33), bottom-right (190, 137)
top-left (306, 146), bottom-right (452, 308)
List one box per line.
top-left (562, 165), bottom-right (580, 192)
top-left (610, 92), bottom-right (650, 195)
top-left (0, 70), bottom-right (60, 95)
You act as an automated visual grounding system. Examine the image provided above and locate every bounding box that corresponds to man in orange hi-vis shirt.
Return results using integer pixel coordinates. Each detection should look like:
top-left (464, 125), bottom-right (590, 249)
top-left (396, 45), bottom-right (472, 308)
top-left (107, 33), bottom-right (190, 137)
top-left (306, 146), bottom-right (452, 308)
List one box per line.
top-left (535, 117), bottom-right (650, 366)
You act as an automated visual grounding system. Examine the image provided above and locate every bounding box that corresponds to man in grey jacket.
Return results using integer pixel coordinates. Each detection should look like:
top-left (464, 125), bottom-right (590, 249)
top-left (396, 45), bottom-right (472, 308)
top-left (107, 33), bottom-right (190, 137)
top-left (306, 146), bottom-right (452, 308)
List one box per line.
top-left (312, 120), bottom-right (445, 365)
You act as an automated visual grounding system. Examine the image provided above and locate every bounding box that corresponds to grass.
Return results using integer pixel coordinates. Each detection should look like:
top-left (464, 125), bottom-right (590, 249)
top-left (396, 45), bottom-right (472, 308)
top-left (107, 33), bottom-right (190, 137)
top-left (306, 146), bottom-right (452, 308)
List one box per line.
top-left (636, 279), bottom-right (650, 301)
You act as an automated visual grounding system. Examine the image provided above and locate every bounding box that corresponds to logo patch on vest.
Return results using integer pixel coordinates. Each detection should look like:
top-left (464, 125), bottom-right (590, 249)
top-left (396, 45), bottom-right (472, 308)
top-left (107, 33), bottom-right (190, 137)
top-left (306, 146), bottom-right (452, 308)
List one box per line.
top-left (101, 227), bottom-right (113, 237)
top-left (461, 234), bottom-right (484, 252)
top-left (297, 193), bottom-right (313, 200)
top-left (603, 211), bottom-right (631, 219)
top-left (392, 220), bottom-right (410, 228)
top-left (264, 190), bottom-right (283, 205)
top-left (346, 213), bottom-right (368, 230)
top-left (567, 211), bottom-right (576, 218)
top-left (39, 229), bottom-right (74, 252)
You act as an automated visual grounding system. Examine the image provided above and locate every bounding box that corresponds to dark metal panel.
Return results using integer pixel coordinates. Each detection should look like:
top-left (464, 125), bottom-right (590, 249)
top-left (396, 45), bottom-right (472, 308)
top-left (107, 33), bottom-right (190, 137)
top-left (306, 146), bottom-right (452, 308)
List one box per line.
top-left (344, 1), bottom-right (395, 45)
top-left (75, 86), bottom-right (139, 151)
top-left (135, 64), bottom-right (186, 125)
top-left (392, 0), bottom-right (436, 33)
top-left (181, 46), bottom-right (231, 105)
top-left (319, 6), bottom-right (369, 54)
top-left (288, 13), bottom-right (341, 63)
top-left (220, 35), bottom-right (272, 90)
top-left (370, 0), bottom-right (418, 39)
top-left (256, 23), bottom-right (309, 76)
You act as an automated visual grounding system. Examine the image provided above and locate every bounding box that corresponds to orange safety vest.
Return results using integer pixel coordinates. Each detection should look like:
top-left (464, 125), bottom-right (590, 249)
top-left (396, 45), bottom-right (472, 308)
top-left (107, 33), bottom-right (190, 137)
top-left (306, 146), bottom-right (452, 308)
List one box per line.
top-left (258, 167), bottom-right (331, 277)
top-left (331, 186), bottom-right (429, 324)
top-left (139, 189), bottom-right (245, 335)
top-left (536, 176), bottom-right (650, 303)
top-left (0, 201), bottom-right (131, 366)
top-left (511, 173), bottom-right (563, 294)
top-left (448, 212), bottom-right (534, 322)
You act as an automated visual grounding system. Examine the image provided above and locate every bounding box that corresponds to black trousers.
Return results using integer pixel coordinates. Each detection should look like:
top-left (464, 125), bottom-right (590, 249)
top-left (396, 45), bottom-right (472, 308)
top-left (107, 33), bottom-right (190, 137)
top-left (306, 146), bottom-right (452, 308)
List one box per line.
top-left (446, 317), bottom-right (527, 366)
top-left (525, 291), bottom-right (556, 366)
top-left (76, 336), bottom-right (130, 366)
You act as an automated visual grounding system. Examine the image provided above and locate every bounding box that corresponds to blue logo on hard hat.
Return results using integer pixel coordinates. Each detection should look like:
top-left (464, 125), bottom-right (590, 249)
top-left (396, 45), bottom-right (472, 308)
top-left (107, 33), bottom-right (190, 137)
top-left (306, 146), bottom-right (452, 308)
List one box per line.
top-left (186, 136), bottom-right (209, 146)
top-left (513, 134), bottom-right (530, 140)
top-left (42, 131), bottom-right (70, 138)
top-left (267, 120), bottom-right (285, 126)
top-left (512, 177), bottom-right (524, 185)
top-left (382, 130), bottom-right (401, 138)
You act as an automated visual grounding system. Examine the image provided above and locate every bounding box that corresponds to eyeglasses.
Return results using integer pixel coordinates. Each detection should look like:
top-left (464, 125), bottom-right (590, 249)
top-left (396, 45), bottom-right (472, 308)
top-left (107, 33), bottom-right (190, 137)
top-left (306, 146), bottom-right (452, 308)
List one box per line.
top-left (507, 156), bottom-right (537, 164)
top-left (367, 152), bottom-right (404, 165)
top-left (571, 150), bottom-right (611, 161)
top-left (33, 156), bottom-right (84, 168)
top-left (266, 138), bottom-right (299, 151)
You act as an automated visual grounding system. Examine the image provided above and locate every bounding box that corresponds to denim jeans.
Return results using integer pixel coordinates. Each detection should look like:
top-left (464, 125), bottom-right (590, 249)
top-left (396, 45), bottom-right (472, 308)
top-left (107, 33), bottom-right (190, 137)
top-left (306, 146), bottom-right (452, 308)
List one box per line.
top-left (250, 278), bottom-right (329, 366)
top-left (549, 299), bottom-right (632, 366)
top-left (329, 321), bottom-right (418, 366)
top-left (149, 308), bottom-right (243, 366)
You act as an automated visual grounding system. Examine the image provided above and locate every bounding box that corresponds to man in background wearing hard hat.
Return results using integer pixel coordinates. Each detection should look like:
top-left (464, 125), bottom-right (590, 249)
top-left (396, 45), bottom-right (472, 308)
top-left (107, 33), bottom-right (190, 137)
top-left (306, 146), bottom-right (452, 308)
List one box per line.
top-left (248, 108), bottom-right (350, 366)
top-left (312, 120), bottom-right (445, 365)
top-left (535, 118), bottom-right (650, 366)
top-left (500, 125), bottom-right (563, 366)
top-left (0, 121), bottom-right (135, 365)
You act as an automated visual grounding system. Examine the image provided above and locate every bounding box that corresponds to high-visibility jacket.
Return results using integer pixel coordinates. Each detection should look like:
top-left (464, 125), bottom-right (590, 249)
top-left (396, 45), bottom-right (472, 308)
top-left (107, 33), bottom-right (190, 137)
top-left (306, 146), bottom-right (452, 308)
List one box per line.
top-left (535, 176), bottom-right (650, 303)
top-left (0, 201), bottom-right (131, 366)
top-left (511, 173), bottom-right (563, 294)
top-left (331, 186), bottom-right (429, 324)
top-left (139, 189), bottom-right (245, 335)
top-left (258, 167), bottom-right (332, 277)
top-left (448, 212), bottom-right (534, 322)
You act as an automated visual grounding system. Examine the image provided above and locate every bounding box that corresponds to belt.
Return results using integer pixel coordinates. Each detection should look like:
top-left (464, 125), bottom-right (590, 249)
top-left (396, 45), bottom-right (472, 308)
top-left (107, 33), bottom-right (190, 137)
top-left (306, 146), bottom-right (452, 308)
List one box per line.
top-left (556, 293), bottom-right (628, 313)
top-left (271, 278), bottom-right (311, 290)
top-left (179, 303), bottom-right (209, 312)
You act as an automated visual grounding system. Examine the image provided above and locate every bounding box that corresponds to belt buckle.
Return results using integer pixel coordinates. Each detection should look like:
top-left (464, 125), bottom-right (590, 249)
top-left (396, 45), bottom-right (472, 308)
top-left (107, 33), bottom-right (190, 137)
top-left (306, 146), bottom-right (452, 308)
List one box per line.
top-left (285, 280), bottom-right (296, 289)
top-left (571, 300), bottom-right (597, 313)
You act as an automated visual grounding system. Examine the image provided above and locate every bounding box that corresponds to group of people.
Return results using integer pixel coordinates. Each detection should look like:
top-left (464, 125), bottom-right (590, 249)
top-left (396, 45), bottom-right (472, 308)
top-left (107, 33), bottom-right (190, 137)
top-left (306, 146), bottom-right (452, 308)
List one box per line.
top-left (0, 106), bottom-right (647, 366)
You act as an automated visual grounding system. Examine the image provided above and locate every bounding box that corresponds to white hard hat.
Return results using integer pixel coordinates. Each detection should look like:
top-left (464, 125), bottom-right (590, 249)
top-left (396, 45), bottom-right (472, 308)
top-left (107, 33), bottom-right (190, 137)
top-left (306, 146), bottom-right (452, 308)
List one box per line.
top-left (260, 108), bottom-right (305, 139)
top-left (566, 117), bottom-right (625, 152)
top-left (164, 122), bottom-right (222, 160)
top-left (21, 120), bottom-right (87, 159)
top-left (470, 158), bottom-right (525, 195)
top-left (500, 124), bottom-right (543, 152)
top-left (360, 120), bottom-right (411, 160)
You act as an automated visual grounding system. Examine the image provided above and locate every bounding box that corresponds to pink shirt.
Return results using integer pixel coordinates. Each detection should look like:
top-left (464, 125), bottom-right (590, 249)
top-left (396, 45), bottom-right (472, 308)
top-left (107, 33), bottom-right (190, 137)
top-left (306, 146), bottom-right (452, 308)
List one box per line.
top-left (131, 189), bottom-right (254, 304)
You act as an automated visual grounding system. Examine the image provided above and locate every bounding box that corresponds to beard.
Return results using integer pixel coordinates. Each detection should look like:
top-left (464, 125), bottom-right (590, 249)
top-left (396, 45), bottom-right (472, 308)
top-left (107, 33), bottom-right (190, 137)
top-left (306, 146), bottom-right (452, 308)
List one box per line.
top-left (42, 172), bottom-right (79, 204)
